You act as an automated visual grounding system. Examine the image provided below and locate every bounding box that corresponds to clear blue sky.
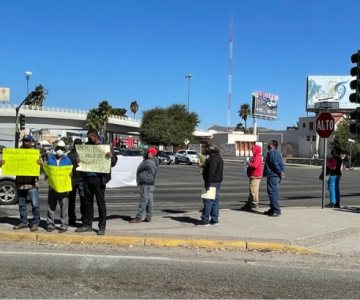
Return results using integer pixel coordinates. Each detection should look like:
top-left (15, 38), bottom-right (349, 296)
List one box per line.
top-left (1, 0), bottom-right (359, 130)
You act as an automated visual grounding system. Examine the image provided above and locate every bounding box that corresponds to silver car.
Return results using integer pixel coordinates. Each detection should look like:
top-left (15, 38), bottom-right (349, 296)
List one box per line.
top-left (175, 149), bottom-right (199, 165)
top-left (0, 168), bottom-right (17, 205)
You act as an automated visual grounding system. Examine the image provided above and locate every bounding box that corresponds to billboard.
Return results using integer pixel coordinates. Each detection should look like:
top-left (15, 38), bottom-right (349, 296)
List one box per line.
top-left (252, 91), bottom-right (279, 119)
top-left (306, 76), bottom-right (355, 111)
top-left (0, 88), bottom-right (10, 102)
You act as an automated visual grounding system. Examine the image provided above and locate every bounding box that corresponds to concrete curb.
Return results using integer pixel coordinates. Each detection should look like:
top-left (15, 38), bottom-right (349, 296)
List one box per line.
top-left (0, 231), bottom-right (323, 255)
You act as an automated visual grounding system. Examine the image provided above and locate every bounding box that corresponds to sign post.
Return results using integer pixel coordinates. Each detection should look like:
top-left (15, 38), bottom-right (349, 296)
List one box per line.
top-left (316, 112), bottom-right (335, 208)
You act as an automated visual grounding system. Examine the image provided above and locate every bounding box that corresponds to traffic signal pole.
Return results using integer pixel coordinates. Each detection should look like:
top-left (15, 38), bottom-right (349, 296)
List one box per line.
top-left (321, 137), bottom-right (327, 209)
top-left (14, 106), bottom-right (20, 148)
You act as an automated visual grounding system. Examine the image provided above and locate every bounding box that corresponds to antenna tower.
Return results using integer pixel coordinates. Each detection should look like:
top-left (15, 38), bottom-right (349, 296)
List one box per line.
top-left (227, 18), bottom-right (234, 130)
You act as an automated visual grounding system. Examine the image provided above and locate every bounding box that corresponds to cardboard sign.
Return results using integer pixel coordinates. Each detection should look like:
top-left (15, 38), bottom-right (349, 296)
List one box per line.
top-left (76, 144), bottom-right (111, 173)
top-left (43, 164), bottom-right (72, 193)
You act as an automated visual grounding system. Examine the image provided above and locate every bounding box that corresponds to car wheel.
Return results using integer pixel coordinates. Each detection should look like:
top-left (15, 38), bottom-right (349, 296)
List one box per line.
top-left (167, 161), bottom-right (171, 165)
top-left (186, 158), bottom-right (192, 165)
top-left (175, 158), bottom-right (179, 164)
top-left (0, 180), bottom-right (18, 205)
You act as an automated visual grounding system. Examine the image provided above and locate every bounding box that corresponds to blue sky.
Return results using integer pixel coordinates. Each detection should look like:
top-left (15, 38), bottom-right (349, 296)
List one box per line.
top-left (1, 0), bottom-right (359, 130)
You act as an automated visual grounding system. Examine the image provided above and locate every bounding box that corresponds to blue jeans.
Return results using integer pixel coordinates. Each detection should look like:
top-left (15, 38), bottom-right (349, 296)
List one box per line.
top-left (18, 188), bottom-right (40, 225)
top-left (201, 182), bottom-right (221, 224)
top-left (267, 176), bottom-right (281, 213)
top-left (328, 175), bottom-right (341, 205)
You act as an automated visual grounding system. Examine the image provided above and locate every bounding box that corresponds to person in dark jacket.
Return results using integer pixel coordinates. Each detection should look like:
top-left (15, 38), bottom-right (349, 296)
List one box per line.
top-left (129, 147), bottom-right (159, 223)
top-left (198, 144), bottom-right (224, 226)
top-left (263, 140), bottom-right (284, 217)
top-left (67, 138), bottom-right (85, 226)
top-left (241, 144), bottom-right (263, 212)
top-left (75, 129), bottom-right (118, 236)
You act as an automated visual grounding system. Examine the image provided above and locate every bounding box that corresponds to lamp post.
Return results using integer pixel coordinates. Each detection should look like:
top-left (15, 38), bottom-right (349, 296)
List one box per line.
top-left (25, 71), bottom-right (32, 95)
top-left (185, 73), bottom-right (192, 112)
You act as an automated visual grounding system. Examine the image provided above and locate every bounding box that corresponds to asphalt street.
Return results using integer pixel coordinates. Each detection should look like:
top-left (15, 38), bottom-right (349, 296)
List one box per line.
top-left (0, 161), bottom-right (359, 219)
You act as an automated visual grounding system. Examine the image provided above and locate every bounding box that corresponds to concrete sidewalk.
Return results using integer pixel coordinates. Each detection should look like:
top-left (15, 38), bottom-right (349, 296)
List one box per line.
top-left (0, 207), bottom-right (359, 255)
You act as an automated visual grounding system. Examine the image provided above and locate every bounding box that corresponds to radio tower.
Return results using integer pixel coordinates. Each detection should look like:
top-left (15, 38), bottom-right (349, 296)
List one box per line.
top-left (227, 18), bottom-right (234, 131)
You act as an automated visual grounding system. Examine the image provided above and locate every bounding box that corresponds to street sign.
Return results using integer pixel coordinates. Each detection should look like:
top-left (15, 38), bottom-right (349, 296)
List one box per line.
top-left (184, 138), bottom-right (190, 145)
top-left (316, 112), bottom-right (335, 138)
top-left (314, 101), bottom-right (339, 110)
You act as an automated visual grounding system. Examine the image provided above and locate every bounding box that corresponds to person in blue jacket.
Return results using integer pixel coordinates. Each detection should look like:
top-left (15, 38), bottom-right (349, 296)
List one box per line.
top-left (45, 140), bottom-right (73, 232)
top-left (263, 140), bottom-right (285, 217)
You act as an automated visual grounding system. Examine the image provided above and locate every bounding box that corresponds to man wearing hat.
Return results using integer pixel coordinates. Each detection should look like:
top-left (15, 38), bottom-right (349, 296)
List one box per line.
top-left (199, 144), bottom-right (224, 226)
top-left (0, 135), bottom-right (42, 231)
top-left (129, 147), bottom-right (159, 223)
top-left (43, 140), bottom-right (72, 232)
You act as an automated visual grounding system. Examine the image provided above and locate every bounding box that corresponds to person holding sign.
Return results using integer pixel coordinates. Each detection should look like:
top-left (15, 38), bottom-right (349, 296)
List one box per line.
top-left (198, 144), bottom-right (224, 226)
top-left (0, 135), bottom-right (42, 231)
top-left (75, 129), bottom-right (117, 236)
top-left (44, 140), bottom-right (73, 233)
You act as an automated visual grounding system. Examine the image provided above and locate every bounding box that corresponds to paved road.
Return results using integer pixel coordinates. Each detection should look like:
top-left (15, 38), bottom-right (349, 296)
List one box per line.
top-left (1, 241), bottom-right (359, 299)
top-left (1, 162), bottom-right (359, 219)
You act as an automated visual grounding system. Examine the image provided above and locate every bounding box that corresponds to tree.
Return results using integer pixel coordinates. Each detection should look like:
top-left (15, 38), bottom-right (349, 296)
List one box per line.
top-left (130, 101), bottom-right (139, 119)
top-left (140, 104), bottom-right (199, 146)
top-left (234, 122), bottom-right (244, 132)
top-left (112, 108), bottom-right (127, 117)
top-left (85, 100), bottom-right (113, 137)
top-left (24, 84), bottom-right (48, 106)
top-left (238, 103), bottom-right (251, 133)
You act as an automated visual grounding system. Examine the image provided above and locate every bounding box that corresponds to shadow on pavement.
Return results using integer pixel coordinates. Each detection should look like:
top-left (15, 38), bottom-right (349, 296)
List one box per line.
top-left (163, 216), bottom-right (199, 225)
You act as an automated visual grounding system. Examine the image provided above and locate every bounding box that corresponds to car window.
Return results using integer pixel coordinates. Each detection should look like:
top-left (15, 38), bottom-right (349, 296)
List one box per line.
top-left (187, 151), bottom-right (197, 155)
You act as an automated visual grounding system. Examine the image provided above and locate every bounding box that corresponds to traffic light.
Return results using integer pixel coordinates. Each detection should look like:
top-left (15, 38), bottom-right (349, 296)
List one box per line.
top-left (349, 108), bottom-right (360, 135)
top-left (19, 114), bottom-right (26, 130)
top-left (349, 50), bottom-right (360, 103)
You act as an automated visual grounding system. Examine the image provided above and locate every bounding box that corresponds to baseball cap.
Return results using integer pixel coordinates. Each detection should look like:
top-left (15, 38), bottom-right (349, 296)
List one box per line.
top-left (147, 147), bottom-right (157, 156)
top-left (22, 135), bottom-right (33, 142)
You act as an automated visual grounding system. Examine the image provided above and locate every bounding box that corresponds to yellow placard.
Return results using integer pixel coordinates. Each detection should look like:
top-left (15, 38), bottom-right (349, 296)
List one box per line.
top-left (76, 144), bottom-right (111, 173)
top-left (43, 164), bottom-right (72, 193)
top-left (1, 148), bottom-right (40, 176)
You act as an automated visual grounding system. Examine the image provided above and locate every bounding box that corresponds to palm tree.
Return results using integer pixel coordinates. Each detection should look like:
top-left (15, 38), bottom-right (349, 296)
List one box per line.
top-left (85, 100), bottom-right (113, 138)
top-left (238, 103), bottom-right (251, 132)
top-left (130, 101), bottom-right (139, 120)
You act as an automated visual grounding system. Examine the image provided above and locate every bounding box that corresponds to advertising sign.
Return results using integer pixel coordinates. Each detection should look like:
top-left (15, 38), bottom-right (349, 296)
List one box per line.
top-left (306, 76), bottom-right (355, 112)
top-left (252, 91), bottom-right (279, 119)
top-left (0, 88), bottom-right (10, 102)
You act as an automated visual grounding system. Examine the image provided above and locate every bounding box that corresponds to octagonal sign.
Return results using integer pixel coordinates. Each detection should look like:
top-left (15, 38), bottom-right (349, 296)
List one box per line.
top-left (316, 112), bottom-right (335, 138)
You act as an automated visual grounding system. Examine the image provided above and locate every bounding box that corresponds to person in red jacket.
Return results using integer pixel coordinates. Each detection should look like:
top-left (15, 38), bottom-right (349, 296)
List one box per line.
top-left (241, 144), bottom-right (263, 212)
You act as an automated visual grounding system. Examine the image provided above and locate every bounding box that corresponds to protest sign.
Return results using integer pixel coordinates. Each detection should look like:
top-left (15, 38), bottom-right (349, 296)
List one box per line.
top-left (76, 144), bottom-right (111, 173)
top-left (43, 164), bottom-right (72, 193)
top-left (107, 156), bottom-right (143, 188)
top-left (1, 148), bottom-right (40, 176)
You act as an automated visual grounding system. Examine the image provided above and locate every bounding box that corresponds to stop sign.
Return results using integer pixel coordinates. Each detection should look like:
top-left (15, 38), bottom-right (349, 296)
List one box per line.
top-left (316, 112), bottom-right (335, 138)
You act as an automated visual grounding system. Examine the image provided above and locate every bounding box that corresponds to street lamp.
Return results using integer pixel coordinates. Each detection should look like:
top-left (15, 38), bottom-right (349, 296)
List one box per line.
top-left (185, 73), bottom-right (192, 112)
top-left (25, 71), bottom-right (32, 95)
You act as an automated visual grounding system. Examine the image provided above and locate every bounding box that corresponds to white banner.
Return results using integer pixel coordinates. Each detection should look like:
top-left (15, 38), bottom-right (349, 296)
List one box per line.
top-left (106, 156), bottom-right (143, 188)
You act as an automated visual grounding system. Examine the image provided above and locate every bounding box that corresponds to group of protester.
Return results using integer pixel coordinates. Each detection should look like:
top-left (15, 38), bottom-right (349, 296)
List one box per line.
top-left (0, 133), bottom-right (344, 234)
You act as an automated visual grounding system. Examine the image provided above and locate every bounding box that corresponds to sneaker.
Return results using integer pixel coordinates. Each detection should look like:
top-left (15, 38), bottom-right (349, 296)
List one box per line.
top-left (144, 217), bottom-right (152, 223)
top-left (47, 227), bottom-right (55, 232)
top-left (58, 228), bottom-right (68, 233)
top-left (263, 209), bottom-right (273, 215)
top-left (268, 211), bottom-right (281, 217)
top-left (334, 203), bottom-right (340, 208)
top-left (30, 224), bottom-right (38, 232)
top-left (325, 203), bottom-right (335, 208)
top-left (196, 221), bottom-right (210, 227)
top-left (75, 226), bottom-right (93, 233)
top-left (97, 229), bottom-right (105, 236)
top-left (129, 218), bottom-right (141, 223)
top-left (13, 223), bottom-right (28, 230)
top-left (68, 220), bottom-right (77, 227)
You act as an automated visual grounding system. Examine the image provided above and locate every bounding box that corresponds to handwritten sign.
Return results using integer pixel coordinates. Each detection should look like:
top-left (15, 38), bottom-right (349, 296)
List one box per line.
top-left (43, 164), bottom-right (72, 193)
top-left (2, 148), bottom-right (40, 176)
top-left (76, 144), bottom-right (111, 173)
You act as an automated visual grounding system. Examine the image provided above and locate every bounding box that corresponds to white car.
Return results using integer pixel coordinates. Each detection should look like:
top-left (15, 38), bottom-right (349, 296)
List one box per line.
top-left (175, 150), bottom-right (199, 165)
top-left (0, 168), bottom-right (17, 205)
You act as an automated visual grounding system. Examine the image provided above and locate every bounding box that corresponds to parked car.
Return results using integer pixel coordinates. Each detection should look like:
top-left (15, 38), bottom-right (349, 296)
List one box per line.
top-left (175, 149), bottom-right (199, 165)
top-left (0, 168), bottom-right (17, 205)
top-left (157, 151), bottom-right (171, 165)
top-left (120, 149), bottom-right (144, 157)
top-left (162, 151), bottom-right (175, 163)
